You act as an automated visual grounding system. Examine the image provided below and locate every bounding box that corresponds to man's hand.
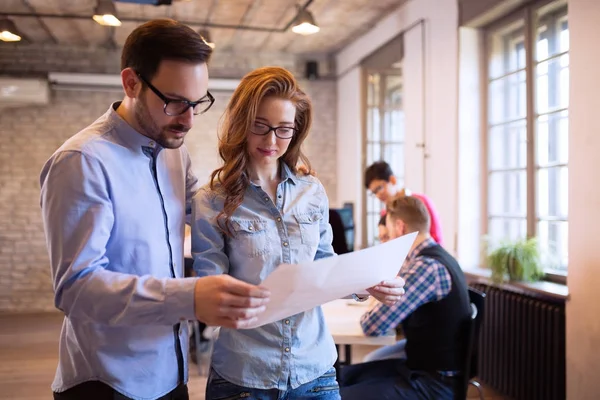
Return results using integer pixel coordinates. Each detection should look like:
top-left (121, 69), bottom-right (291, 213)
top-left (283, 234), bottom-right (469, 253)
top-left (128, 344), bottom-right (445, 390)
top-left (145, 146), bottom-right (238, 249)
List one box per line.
top-left (194, 275), bottom-right (270, 329)
top-left (366, 276), bottom-right (405, 307)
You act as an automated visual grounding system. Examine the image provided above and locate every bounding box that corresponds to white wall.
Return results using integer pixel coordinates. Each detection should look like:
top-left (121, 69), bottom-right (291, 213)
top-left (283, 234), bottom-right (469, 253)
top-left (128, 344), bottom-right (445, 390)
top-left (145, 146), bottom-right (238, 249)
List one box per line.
top-left (457, 27), bottom-right (483, 267)
top-left (335, 0), bottom-right (459, 251)
top-left (336, 67), bottom-right (364, 243)
top-left (566, 0), bottom-right (600, 397)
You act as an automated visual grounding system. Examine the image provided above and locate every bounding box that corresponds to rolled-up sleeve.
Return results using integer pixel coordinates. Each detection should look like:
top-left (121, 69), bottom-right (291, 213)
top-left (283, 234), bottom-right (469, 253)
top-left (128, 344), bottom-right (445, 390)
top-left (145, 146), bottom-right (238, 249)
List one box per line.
top-left (190, 188), bottom-right (230, 277)
top-left (40, 150), bottom-right (198, 326)
top-left (183, 146), bottom-right (200, 224)
top-left (315, 184), bottom-right (336, 261)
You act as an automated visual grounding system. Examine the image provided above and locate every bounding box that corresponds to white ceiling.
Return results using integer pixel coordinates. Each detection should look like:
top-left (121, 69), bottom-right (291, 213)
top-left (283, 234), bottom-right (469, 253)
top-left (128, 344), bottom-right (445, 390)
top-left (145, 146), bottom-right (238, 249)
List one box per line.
top-left (1, 0), bottom-right (408, 54)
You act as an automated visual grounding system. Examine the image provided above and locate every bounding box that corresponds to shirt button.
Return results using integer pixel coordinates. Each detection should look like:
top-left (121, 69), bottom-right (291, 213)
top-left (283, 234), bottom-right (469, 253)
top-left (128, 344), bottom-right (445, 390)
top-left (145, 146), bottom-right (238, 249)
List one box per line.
top-left (285, 320), bottom-right (290, 325)
top-left (264, 197), bottom-right (269, 202)
top-left (148, 141), bottom-right (155, 147)
top-left (248, 225), bottom-right (253, 231)
top-left (285, 347), bottom-right (290, 352)
top-left (277, 217), bottom-right (281, 222)
top-left (283, 242), bottom-right (288, 247)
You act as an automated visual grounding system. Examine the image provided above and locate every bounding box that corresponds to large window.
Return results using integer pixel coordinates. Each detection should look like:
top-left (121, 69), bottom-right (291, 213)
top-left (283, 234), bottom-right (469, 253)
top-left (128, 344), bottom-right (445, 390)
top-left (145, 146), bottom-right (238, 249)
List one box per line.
top-left (364, 71), bottom-right (405, 247)
top-left (485, 2), bottom-right (568, 273)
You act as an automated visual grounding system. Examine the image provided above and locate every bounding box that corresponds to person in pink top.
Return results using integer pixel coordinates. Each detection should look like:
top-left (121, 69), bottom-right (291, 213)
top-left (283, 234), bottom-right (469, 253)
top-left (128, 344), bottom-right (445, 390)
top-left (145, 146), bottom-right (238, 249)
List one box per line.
top-left (365, 161), bottom-right (444, 245)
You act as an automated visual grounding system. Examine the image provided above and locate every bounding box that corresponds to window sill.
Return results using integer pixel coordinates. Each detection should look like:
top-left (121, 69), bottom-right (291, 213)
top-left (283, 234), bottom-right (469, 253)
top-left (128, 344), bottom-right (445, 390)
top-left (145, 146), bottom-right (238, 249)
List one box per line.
top-left (462, 266), bottom-right (570, 302)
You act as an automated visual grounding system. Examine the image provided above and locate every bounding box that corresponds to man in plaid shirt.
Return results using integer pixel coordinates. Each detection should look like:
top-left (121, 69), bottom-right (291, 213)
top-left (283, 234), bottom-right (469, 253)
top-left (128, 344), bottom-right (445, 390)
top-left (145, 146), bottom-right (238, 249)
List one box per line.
top-left (340, 195), bottom-right (471, 400)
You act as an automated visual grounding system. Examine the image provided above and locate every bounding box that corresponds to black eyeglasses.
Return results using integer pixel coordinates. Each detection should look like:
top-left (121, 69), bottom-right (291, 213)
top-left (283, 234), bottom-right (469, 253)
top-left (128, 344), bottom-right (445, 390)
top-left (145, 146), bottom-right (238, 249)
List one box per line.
top-left (370, 183), bottom-right (385, 196)
top-left (250, 121), bottom-right (297, 140)
top-left (137, 74), bottom-right (214, 116)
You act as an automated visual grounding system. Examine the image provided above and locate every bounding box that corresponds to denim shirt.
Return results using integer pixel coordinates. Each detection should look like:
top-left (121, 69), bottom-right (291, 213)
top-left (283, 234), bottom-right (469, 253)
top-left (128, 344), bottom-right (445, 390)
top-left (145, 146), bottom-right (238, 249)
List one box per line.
top-left (191, 164), bottom-right (338, 390)
top-left (39, 103), bottom-right (200, 399)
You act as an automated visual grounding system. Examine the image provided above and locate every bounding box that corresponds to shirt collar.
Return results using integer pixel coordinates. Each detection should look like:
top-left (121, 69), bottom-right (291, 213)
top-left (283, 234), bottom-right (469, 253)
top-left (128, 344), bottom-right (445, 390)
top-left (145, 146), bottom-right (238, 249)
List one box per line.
top-left (406, 236), bottom-right (437, 263)
top-left (280, 162), bottom-right (298, 185)
top-left (106, 101), bottom-right (162, 157)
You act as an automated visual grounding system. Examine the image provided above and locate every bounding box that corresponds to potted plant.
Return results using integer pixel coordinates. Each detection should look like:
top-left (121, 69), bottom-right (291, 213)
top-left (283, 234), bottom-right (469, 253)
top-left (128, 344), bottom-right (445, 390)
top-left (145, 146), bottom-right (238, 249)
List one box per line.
top-left (485, 237), bottom-right (544, 283)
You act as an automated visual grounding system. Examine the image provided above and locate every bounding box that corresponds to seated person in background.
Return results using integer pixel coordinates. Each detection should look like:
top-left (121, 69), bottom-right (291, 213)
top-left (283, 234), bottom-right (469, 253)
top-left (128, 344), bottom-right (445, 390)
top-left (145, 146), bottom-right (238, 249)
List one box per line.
top-left (365, 160), bottom-right (444, 245)
top-left (340, 195), bottom-right (471, 400)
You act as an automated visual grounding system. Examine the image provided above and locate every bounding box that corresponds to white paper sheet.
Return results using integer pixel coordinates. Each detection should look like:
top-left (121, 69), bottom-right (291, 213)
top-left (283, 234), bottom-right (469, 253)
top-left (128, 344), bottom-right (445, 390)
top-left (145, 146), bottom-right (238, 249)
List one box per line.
top-left (245, 231), bottom-right (417, 329)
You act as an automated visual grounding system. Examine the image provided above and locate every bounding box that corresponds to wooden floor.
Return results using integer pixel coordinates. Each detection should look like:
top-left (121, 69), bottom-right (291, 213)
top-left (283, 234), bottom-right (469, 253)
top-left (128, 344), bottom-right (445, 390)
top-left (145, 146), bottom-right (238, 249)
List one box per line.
top-left (0, 312), bottom-right (507, 399)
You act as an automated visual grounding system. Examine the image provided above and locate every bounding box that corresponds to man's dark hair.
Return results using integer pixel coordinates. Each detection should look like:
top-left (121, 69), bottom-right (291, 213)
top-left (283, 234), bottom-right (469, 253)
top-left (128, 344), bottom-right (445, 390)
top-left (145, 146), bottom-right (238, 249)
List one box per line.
top-left (378, 215), bottom-right (387, 227)
top-left (121, 19), bottom-right (213, 80)
top-left (365, 161), bottom-right (394, 189)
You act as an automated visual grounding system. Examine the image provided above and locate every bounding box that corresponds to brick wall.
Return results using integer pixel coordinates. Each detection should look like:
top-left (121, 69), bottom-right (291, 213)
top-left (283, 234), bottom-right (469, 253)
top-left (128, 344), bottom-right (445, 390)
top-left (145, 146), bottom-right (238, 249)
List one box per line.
top-left (0, 43), bottom-right (330, 78)
top-left (0, 44), bottom-right (336, 313)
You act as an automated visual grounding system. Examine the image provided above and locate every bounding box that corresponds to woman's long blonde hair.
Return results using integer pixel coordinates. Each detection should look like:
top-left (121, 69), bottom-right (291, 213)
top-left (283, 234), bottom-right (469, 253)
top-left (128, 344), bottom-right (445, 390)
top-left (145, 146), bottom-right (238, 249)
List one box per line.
top-left (210, 66), bottom-right (313, 236)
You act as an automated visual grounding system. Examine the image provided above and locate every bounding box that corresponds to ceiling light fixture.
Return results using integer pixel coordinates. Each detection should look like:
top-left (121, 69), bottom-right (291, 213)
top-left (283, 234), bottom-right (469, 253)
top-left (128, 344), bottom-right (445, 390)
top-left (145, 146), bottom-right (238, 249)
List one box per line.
top-left (198, 29), bottom-right (215, 49)
top-left (0, 18), bottom-right (22, 42)
top-left (93, 1), bottom-right (122, 27)
top-left (291, 7), bottom-right (320, 35)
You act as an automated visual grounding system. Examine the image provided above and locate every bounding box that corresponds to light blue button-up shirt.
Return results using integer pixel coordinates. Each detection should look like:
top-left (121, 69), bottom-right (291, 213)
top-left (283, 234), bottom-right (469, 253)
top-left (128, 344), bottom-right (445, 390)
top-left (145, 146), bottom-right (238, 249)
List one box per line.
top-left (191, 164), bottom-right (338, 390)
top-left (39, 103), bottom-right (200, 399)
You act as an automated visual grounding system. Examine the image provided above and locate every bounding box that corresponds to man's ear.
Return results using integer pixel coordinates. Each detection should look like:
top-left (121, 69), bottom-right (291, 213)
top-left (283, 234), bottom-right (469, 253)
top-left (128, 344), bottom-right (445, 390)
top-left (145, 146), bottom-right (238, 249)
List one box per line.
top-left (121, 68), bottom-right (141, 99)
top-left (397, 219), bottom-right (407, 236)
top-left (389, 175), bottom-right (397, 185)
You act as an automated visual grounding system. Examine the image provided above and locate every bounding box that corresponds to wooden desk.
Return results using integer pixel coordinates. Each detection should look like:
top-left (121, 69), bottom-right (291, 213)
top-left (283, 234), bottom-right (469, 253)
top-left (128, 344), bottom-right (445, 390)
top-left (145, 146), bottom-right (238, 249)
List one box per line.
top-left (322, 299), bottom-right (397, 376)
top-left (322, 299), bottom-right (396, 346)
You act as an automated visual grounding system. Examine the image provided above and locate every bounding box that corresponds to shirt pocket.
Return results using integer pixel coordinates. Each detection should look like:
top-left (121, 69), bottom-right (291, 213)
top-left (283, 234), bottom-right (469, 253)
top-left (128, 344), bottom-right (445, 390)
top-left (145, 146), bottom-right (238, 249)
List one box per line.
top-left (294, 211), bottom-right (323, 247)
top-left (230, 218), bottom-right (271, 259)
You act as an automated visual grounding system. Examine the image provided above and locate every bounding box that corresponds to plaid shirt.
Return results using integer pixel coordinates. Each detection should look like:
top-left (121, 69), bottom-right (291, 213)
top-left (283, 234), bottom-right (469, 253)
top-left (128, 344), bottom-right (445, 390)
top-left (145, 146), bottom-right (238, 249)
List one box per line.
top-left (360, 237), bottom-right (452, 336)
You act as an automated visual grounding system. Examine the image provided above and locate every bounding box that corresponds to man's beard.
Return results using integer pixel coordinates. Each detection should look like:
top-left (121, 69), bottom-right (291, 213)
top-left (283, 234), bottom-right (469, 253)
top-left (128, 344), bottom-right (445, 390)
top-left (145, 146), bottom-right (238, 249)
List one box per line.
top-left (134, 96), bottom-right (190, 149)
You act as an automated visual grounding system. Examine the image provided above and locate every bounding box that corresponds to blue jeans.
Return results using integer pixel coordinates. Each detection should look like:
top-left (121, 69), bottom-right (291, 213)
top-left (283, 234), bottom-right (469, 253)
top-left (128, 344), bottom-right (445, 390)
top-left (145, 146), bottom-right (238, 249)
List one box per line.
top-left (339, 359), bottom-right (455, 400)
top-left (205, 367), bottom-right (341, 400)
top-left (362, 339), bottom-right (407, 362)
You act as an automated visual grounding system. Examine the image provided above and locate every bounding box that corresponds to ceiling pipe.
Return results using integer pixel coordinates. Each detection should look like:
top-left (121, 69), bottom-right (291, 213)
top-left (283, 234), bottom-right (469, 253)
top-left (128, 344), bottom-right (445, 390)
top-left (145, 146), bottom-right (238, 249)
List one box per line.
top-left (0, 0), bottom-right (315, 33)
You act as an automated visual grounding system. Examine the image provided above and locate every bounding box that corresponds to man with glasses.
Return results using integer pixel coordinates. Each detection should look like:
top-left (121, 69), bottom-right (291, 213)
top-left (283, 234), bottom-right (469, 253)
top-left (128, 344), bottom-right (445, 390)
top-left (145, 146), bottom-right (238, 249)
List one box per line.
top-left (40, 19), bottom-right (270, 400)
top-left (364, 161), bottom-right (444, 245)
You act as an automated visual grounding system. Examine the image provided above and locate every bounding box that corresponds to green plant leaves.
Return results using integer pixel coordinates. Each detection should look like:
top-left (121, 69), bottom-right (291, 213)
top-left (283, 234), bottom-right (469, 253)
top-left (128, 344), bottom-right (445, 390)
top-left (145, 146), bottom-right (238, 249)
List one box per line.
top-left (486, 237), bottom-right (544, 283)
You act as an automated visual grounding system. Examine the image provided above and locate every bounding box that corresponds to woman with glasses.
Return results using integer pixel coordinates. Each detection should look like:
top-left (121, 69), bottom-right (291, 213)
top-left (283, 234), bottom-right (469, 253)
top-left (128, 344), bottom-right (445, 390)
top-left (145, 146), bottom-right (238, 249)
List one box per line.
top-left (190, 66), bottom-right (405, 400)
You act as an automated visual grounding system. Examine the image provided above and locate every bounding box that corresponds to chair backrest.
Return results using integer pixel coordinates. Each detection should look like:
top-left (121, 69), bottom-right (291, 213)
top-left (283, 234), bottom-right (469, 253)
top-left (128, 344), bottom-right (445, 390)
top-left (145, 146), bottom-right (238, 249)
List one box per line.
top-left (329, 206), bottom-right (355, 253)
top-left (329, 209), bottom-right (350, 254)
top-left (455, 287), bottom-right (486, 399)
top-left (467, 287), bottom-right (485, 378)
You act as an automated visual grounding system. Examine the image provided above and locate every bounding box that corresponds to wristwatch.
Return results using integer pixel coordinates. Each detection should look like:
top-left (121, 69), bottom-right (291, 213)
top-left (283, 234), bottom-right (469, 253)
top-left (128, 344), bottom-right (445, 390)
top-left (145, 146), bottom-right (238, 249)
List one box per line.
top-left (351, 293), bottom-right (370, 302)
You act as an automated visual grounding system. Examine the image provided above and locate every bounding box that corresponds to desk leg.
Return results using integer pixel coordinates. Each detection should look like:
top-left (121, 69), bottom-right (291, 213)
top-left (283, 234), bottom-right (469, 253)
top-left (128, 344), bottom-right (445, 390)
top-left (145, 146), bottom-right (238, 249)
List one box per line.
top-left (334, 345), bottom-right (341, 381)
top-left (334, 344), bottom-right (353, 383)
top-left (344, 344), bottom-right (352, 365)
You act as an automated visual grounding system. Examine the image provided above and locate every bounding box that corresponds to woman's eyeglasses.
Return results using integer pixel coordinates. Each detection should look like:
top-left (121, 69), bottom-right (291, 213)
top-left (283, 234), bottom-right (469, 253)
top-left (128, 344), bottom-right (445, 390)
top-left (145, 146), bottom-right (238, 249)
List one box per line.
top-left (250, 121), bottom-right (297, 140)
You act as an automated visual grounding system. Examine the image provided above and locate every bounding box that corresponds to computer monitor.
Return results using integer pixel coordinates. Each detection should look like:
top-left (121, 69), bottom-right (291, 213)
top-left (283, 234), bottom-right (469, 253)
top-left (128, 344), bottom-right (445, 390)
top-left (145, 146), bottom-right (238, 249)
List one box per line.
top-left (329, 203), bottom-right (355, 253)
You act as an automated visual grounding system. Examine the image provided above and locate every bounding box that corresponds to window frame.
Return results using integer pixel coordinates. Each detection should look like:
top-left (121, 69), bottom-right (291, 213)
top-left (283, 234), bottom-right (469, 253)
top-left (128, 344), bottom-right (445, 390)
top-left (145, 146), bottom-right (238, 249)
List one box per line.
top-left (361, 68), bottom-right (405, 248)
top-left (481, 0), bottom-right (568, 283)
